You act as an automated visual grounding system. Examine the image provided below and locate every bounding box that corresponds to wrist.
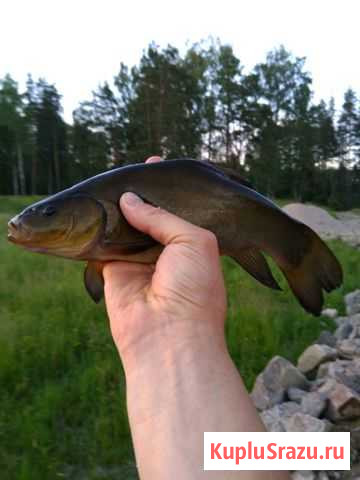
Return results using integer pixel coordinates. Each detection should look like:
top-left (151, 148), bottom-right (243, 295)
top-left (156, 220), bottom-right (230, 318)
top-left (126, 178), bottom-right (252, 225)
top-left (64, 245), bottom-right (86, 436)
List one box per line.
top-left (119, 311), bottom-right (227, 377)
top-left (122, 321), bottom-right (235, 428)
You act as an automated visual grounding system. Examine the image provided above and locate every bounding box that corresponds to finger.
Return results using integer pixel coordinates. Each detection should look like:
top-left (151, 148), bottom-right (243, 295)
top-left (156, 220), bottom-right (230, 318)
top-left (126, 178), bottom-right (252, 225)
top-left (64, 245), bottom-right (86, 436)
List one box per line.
top-left (103, 261), bottom-right (154, 306)
top-left (145, 156), bottom-right (163, 164)
top-left (120, 192), bottom-right (209, 247)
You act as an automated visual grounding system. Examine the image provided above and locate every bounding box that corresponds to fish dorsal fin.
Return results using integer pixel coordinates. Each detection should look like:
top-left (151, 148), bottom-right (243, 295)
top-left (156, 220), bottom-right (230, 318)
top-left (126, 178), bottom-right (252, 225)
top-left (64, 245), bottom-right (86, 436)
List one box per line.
top-left (84, 261), bottom-right (105, 303)
top-left (205, 161), bottom-right (253, 189)
top-left (231, 248), bottom-right (281, 291)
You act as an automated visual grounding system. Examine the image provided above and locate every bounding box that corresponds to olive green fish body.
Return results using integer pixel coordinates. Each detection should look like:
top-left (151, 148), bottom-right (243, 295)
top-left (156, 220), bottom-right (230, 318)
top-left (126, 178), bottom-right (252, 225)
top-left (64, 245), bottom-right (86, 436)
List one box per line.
top-left (7, 159), bottom-right (343, 315)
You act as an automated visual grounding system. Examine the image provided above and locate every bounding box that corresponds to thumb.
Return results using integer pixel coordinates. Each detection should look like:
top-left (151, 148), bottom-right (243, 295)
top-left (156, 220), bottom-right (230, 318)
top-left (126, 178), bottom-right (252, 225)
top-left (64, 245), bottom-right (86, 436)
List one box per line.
top-left (120, 192), bottom-right (210, 247)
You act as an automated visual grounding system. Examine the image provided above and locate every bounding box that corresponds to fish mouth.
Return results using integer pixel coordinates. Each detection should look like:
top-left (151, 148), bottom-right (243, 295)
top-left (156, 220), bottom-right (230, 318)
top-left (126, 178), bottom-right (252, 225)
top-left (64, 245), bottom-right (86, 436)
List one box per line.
top-left (7, 218), bottom-right (47, 247)
top-left (7, 215), bottom-right (76, 254)
top-left (7, 219), bottom-right (24, 243)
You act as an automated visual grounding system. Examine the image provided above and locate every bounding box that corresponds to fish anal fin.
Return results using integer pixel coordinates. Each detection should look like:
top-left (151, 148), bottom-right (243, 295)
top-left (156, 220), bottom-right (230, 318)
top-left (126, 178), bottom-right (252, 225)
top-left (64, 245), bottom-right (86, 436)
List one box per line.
top-left (84, 261), bottom-right (105, 303)
top-left (231, 248), bottom-right (281, 291)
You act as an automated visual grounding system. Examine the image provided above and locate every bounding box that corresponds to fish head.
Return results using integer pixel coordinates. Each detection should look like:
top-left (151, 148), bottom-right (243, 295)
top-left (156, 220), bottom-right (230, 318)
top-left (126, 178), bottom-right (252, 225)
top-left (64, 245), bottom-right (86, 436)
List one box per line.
top-left (7, 195), bottom-right (106, 259)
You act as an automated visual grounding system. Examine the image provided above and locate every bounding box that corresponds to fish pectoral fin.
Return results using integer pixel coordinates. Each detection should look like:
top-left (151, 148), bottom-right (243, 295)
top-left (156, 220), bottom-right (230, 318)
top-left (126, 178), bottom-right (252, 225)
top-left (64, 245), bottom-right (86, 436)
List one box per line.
top-left (231, 248), bottom-right (282, 291)
top-left (84, 261), bottom-right (105, 303)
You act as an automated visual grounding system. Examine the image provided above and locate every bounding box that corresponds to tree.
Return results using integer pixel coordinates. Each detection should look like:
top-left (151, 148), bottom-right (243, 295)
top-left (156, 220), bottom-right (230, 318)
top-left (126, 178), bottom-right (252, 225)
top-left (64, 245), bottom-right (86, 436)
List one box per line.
top-left (0, 75), bottom-right (27, 194)
top-left (74, 63), bottom-right (132, 166)
top-left (337, 88), bottom-right (359, 164)
top-left (30, 79), bottom-right (67, 193)
top-left (126, 44), bottom-right (204, 162)
top-left (246, 46), bottom-right (313, 197)
top-left (212, 44), bottom-right (243, 166)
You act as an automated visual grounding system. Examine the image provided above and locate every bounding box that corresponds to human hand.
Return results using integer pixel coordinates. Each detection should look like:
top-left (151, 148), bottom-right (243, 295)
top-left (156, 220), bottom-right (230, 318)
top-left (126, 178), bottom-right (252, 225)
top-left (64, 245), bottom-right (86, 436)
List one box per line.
top-left (103, 156), bottom-right (227, 369)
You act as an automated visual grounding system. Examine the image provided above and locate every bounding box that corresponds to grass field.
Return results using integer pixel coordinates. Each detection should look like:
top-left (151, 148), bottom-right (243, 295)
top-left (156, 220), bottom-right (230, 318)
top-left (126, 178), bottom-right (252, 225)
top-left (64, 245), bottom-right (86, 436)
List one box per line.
top-left (1, 196), bottom-right (360, 479)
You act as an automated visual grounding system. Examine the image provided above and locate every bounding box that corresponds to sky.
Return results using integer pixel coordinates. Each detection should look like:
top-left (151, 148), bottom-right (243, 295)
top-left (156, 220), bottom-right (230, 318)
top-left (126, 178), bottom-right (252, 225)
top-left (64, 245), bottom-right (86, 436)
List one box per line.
top-left (1, 0), bottom-right (360, 123)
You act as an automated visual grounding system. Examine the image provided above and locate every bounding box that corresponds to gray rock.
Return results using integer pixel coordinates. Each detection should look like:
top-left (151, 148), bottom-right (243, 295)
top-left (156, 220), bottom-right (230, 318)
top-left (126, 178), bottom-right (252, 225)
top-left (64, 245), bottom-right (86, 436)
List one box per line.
top-left (345, 290), bottom-right (360, 316)
top-left (316, 362), bottom-right (332, 379)
top-left (287, 387), bottom-right (307, 403)
top-left (251, 356), bottom-right (309, 411)
top-left (322, 308), bottom-right (338, 319)
top-left (333, 418), bottom-right (360, 469)
top-left (335, 316), bottom-right (350, 327)
top-left (284, 412), bottom-right (332, 432)
top-left (335, 319), bottom-right (355, 340)
top-left (318, 473), bottom-right (330, 480)
top-left (310, 377), bottom-right (328, 391)
top-left (260, 402), bottom-right (302, 432)
top-left (335, 314), bottom-right (360, 341)
top-left (317, 330), bottom-right (337, 347)
top-left (337, 338), bottom-right (360, 359)
top-left (317, 378), bottom-right (360, 421)
top-left (300, 391), bottom-right (327, 418)
top-left (316, 359), bottom-right (360, 394)
top-left (297, 344), bottom-right (338, 374)
top-left (292, 471), bottom-right (316, 480)
top-left (348, 315), bottom-right (360, 339)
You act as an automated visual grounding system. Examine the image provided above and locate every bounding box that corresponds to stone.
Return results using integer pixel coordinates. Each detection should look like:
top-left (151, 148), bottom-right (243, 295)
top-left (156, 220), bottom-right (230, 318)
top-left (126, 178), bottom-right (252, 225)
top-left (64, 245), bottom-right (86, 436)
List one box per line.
top-left (300, 391), bottom-right (326, 418)
top-left (260, 402), bottom-right (301, 432)
top-left (251, 356), bottom-right (309, 411)
top-left (334, 316), bottom-right (350, 328)
top-left (322, 308), bottom-right (338, 319)
top-left (316, 362), bottom-right (332, 379)
top-left (345, 290), bottom-right (360, 316)
top-left (334, 314), bottom-right (360, 341)
top-left (317, 473), bottom-right (329, 480)
top-left (333, 418), bottom-right (360, 468)
top-left (335, 319), bottom-right (355, 340)
top-left (292, 471), bottom-right (316, 480)
top-left (261, 410), bottom-right (284, 432)
top-left (310, 378), bottom-right (328, 391)
top-left (284, 412), bottom-right (332, 432)
top-left (348, 315), bottom-right (360, 339)
top-left (337, 338), bottom-right (360, 359)
top-left (316, 359), bottom-right (360, 394)
top-left (297, 344), bottom-right (338, 374)
top-left (287, 387), bottom-right (307, 403)
top-left (317, 330), bottom-right (337, 348)
top-left (317, 378), bottom-right (360, 421)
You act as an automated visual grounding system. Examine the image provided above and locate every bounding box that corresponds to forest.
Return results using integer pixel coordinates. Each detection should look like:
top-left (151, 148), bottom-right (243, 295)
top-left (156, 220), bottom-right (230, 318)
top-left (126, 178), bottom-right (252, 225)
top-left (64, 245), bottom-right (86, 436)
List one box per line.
top-left (0, 41), bottom-right (359, 209)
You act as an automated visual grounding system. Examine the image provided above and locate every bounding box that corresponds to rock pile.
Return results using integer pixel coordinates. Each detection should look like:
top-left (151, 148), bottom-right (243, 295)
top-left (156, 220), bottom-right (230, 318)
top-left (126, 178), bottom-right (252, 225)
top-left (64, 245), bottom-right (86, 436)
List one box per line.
top-left (251, 290), bottom-right (360, 480)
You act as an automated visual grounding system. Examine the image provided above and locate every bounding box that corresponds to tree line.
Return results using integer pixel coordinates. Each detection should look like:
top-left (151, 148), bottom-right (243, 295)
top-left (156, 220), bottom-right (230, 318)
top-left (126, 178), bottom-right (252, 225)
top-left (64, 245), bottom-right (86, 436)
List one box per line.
top-left (1, 41), bottom-right (359, 209)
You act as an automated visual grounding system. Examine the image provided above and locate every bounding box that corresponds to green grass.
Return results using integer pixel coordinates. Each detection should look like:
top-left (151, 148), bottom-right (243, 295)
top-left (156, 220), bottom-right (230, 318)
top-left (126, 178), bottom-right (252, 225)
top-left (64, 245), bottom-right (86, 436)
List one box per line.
top-left (1, 196), bottom-right (360, 479)
top-left (0, 195), bottom-right (43, 214)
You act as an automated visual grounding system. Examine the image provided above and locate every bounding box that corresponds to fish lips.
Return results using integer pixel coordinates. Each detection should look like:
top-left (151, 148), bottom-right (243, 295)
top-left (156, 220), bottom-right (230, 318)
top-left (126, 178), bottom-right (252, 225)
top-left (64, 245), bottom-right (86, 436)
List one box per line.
top-left (7, 215), bottom-right (41, 248)
top-left (7, 215), bottom-right (24, 243)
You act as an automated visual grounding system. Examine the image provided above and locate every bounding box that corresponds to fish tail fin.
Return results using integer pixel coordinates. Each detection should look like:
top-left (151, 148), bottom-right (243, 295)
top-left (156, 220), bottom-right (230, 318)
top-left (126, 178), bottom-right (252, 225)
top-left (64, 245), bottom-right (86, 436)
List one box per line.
top-left (279, 227), bottom-right (343, 315)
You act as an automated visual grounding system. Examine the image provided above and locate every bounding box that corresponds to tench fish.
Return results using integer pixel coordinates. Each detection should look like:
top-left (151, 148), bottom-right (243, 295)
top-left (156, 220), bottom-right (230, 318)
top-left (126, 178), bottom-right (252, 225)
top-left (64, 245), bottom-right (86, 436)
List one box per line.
top-left (7, 159), bottom-right (343, 315)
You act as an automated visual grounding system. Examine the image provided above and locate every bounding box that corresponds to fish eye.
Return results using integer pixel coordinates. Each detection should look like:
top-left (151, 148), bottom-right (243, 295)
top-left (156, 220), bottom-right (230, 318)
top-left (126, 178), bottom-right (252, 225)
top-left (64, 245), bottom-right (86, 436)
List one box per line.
top-left (43, 205), bottom-right (57, 217)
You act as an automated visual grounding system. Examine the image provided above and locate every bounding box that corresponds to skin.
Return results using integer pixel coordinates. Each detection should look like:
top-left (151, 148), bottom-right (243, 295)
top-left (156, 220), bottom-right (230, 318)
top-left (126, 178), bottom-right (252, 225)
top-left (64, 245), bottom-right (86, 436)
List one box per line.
top-left (104, 157), bottom-right (290, 480)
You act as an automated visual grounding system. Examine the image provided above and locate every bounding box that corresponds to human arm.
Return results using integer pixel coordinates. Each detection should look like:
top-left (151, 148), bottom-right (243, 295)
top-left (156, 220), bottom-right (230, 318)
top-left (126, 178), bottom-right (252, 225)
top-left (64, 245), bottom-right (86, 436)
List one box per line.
top-left (104, 161), bottom-right (289, 479)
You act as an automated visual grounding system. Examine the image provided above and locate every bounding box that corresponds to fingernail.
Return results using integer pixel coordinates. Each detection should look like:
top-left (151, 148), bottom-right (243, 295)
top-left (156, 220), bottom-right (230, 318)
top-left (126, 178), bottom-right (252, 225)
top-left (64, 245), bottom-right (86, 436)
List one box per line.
top-left (122, 192), bottom-right (143, 206)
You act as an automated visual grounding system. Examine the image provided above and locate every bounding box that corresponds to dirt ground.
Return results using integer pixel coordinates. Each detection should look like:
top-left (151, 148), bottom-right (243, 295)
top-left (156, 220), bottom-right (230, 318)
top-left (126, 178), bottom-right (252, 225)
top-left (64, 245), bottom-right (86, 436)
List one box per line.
top-left (283, 204), bottom-right (360, 247)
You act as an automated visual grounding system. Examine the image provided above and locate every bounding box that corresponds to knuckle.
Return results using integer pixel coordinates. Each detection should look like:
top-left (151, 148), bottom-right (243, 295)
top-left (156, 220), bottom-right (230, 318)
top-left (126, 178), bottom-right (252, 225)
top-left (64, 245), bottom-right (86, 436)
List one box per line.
top-left (199, 229), bottom-right (219, 252)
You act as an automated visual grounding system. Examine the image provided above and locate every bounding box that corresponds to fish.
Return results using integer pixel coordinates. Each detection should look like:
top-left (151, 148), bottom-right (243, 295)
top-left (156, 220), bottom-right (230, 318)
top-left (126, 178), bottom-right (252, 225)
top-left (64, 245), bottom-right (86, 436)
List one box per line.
top-left (7, 159), bottom-right (343, 315)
